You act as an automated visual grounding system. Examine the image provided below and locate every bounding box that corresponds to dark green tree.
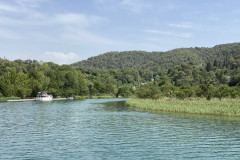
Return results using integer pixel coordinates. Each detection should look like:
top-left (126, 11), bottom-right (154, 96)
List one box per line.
top-left (199, 83), bottom-right (215, 100)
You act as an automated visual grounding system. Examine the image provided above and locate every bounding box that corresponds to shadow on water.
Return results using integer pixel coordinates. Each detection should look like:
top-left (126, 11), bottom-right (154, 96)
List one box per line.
top-left (145, 108), bottom-right (240, 123)
top-left (94, 100), bottom-right (133, 112)
top-left (99, 99), bottom-right (240, 123)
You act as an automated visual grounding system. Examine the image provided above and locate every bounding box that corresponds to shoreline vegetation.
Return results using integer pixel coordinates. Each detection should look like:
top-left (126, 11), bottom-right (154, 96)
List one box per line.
top-left (126, 98), bottom-right (240, 117)
top-left (0, 95), bottom-right (116, 102)
top-left (1, 43), bottom-right (240, 106)
top-left (0, 97), bottom-right (21, 102)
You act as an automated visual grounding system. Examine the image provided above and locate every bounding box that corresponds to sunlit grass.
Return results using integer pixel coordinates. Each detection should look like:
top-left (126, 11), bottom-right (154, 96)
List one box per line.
top-left (126, 98), bottom-right (240, 117)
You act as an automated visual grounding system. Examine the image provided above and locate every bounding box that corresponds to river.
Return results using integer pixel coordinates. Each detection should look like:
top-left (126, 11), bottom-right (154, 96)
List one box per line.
top-left (0, 99), bottom-right (240, 159)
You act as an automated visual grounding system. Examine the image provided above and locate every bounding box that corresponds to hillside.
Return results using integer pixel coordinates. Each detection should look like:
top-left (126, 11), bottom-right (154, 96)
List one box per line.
top-left (72, 43), bottom-right (240, 71)
top-left (1, 42), bottom-right (240, 99)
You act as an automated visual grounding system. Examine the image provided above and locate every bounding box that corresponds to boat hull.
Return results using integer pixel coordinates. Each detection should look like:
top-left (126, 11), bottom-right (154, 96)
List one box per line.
top-left (36, 96), bottom-right (53, 101)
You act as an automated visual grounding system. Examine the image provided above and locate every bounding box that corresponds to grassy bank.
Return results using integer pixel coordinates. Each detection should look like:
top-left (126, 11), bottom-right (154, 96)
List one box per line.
top-left (126, 98), bottom-right (240, 117)
top-left (0, 95), bottom-right (116, 102)
top-left (0, 97), bottom-right (21, 102)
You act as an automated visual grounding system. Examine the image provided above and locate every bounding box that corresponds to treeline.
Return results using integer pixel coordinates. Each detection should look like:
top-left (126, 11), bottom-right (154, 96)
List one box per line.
top-left (72, 42), bottom-right (240, 72)
top-left (1, 57), bottom-right (240, 100)
top-left (0, 58), bottom-right (153, 98)
top-left (1, 42), bottom-right (240, 100)
top-left (136, 62), bottom-right (240, 100)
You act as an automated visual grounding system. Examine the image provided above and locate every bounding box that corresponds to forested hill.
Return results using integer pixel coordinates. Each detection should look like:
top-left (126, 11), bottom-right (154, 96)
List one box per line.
top-left (72, 43), bottom-right (240, 71)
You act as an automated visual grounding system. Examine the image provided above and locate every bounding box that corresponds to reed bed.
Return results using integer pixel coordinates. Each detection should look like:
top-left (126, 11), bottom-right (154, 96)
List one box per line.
top-left (126, 98), bottom-right (240, 117)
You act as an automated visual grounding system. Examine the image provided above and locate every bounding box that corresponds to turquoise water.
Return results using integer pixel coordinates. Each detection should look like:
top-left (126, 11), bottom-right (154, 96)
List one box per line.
top-left (0, 99), bottom-right (240, 159)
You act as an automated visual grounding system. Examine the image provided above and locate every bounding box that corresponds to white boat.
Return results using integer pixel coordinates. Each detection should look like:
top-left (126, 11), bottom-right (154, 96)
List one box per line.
top-left (67, 96), bottom-right (74, 100)
top-left (36, 91), bottom-right (53, 101)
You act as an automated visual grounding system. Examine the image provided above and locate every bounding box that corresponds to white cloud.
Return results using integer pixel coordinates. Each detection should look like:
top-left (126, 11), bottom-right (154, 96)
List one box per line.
top-left (120, 0), bottom-right (150, 13)
top-left (169, 22), bottom-right (193, 29)
top-left (0, 3), bottom-right (18, 12)
top-left (15, 0), bottom-right (49, 8)
top-left (56, 13), bottom-right (88, 24)
top-left (95, 0), bottom-right (115, 3)
top-left (0, 0), bottom-right (123, 56)
top-left (55, 13), bottom-right (107, 27)
top-left (96, 0), bottom-right (150, 13)
top-left (43, 52), bottom-right (81, 64)
top-left (0, 11), bottom-right (106, 27)
top-left (0, 7), bottom-right (111, 43)
top-left (144, 29), bottom-right (192, 38)
top-left (144, 29), bottom-right (172, 35)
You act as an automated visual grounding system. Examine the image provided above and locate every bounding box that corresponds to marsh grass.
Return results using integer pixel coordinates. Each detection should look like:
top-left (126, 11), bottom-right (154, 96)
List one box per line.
top-left (126, 97), bottom-right (240, 117)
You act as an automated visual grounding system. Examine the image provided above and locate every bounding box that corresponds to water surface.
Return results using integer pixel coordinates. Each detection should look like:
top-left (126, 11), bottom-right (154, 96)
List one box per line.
top-left (0, 99), bottom-right (240, 159)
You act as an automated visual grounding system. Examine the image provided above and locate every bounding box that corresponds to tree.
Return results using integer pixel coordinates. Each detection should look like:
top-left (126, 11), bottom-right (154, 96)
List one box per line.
top-left (116, 86), bottom-right (133, 98)
top-left (199, 84), bottom-right (215, 100)
top-left (213, 59), bottom-right (218, 67)
top-left (136, 84), bottom-right (162, 99)
top-left (206, 62), bottom-right (213, 72)
top-left (215, 84), bottom-right (229, 100)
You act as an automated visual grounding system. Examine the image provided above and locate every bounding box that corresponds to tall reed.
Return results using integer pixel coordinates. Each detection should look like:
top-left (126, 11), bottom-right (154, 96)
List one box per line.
top-left (126, 98), bottom-right (240, 117)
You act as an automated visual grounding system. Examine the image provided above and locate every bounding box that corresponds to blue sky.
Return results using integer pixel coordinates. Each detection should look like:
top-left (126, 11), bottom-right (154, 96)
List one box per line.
top-left (0, 0), bottom-right (240, 64)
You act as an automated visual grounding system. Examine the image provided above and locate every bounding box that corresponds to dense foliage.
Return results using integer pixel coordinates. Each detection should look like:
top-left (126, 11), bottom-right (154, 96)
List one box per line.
top-left (1, 42), bottom-right (240, 100)
top-left (72, 43), bottom-right (240, 72)
top-left (0, 59), bottom-right (151, 98)
top-left (135, 62), bottom-right (240, 100)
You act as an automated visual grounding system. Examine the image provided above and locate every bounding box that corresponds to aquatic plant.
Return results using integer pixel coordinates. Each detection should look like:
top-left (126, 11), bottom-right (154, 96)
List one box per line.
top-left (126, 98), bottom-right (240, 117)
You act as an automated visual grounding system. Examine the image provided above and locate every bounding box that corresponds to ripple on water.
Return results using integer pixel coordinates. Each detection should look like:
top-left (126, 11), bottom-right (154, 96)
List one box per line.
top-left (0, 99), bottom-right (240, 159)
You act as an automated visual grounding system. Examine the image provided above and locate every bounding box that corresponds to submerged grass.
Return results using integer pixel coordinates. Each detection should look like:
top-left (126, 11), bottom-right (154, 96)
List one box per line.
top-left (126, 98), bottom-right (240, 117)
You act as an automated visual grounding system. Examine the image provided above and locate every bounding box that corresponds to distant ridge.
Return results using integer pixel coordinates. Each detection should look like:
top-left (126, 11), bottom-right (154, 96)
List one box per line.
top-left (72, 42), bottom-right (240, 71)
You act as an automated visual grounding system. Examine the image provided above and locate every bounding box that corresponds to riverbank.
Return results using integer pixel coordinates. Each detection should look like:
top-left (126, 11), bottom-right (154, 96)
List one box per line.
top-left (126, 98), bottom-right (240, 117)
top-left (0, 95), bottom-right (116, 102)
top-left (74, 95), bottom-right (115, 99)
top-left (6, 98), bottom-right (69, 102)
top-left (0, 97), bottom-right (21, 102)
